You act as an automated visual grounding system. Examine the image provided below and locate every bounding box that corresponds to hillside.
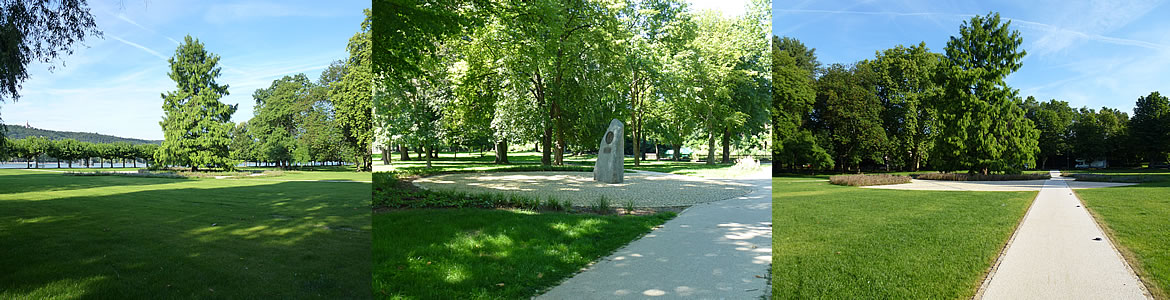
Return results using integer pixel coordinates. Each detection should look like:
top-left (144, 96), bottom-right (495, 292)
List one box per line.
top-left (3, 125), bottom-right (161, 145)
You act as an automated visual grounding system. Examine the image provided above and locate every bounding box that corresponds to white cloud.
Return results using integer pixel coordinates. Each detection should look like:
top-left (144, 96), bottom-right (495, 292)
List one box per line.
top-left (108, 34), bottom-right (169, 60)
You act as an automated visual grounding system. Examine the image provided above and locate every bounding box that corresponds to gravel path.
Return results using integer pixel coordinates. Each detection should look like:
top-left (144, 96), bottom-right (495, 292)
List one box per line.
top-left (862, 178), bottom-right (1135, 191)
top-left (413, 171), bottom-right (752, 207)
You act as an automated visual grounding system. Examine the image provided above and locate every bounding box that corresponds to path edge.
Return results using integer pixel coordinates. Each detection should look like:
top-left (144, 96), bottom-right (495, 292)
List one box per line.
top-left (1073, 187), bottom-right (1159, 299)
top-left (971, 183), bottom-right (1043, 299)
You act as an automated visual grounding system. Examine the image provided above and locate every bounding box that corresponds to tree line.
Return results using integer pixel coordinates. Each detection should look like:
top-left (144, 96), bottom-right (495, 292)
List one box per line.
top-left (2, 136), bottom-right (157, 168)
top-left (376, 0), bottom-right (772, 168)
top-left (773, 12), bottom-right (1168, 175)
top-left (152, 12), bottom-right (373, 172)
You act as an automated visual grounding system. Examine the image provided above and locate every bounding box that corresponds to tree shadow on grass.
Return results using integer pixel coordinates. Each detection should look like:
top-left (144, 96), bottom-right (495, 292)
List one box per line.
top-left (0, 181), bottom-right (371, 299)
top-left (372, 208), bottom-right (672, 299)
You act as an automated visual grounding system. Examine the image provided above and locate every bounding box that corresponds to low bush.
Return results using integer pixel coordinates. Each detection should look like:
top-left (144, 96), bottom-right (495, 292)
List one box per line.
top-left (914, 173), bottom-right (1050, 181)
top-left (591, 196), bottom-right (613, 214)
top-left (730, 156), bottom-right (762, 173)
top-left (1066, 173), bottom-right (1158, 183)
top-left (829, 174), bottom-right (912, 186)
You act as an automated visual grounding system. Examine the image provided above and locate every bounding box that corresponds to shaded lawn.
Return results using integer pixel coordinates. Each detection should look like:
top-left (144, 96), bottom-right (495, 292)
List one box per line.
top-left (373, 208), bottom-right (674, 299)
top-left (0, 169), bottom-right (370, 299)
top-left (1074, 174), bottom-right (1170, 299)
top-left (772, 177), bottom-right (1035, 299)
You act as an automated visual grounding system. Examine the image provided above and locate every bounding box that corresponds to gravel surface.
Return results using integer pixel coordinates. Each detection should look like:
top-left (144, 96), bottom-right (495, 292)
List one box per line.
top-left (862, 179), bottom-right (1136, 191)
top-left (413, 171), bottom-right (753, 207)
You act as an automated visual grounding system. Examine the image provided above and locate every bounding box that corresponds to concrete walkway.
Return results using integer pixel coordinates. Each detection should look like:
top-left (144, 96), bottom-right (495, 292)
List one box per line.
top-left (537, 170), bottom-right (771, 299)
top-left (977, 171), bottom-right (1150, 299)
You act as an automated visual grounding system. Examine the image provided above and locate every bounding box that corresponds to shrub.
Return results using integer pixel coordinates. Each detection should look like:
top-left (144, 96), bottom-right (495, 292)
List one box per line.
top-left (915, 173), bottom-right (1049, 181)
top-left (730, 156), bottom-right (762, 173)
top-left (1067, 173), bottom-right (1157, 183)
top-left (591, 196), bottom-right (612, 214)
top-left (829, 174), bottom-right (912, 186)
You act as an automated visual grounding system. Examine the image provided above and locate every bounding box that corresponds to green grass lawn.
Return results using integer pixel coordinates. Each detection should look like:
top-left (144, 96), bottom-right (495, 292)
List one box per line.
top-left (373, 208), bottom-right (674, 299)
top-left (772, 177), bottom-right (1035, 299)
top-left (0, 169), bottom-right (371, 299)
top-left (1071, 169), bottom-right (1170, 298)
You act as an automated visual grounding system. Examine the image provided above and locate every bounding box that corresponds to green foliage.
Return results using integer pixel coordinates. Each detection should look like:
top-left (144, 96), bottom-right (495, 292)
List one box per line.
top-left (772, 37), bottom-right (831, 173)
top-left (931, 12), bottom-right (1038, 174)
top-left (811, 63), bottom-right (887, 172)
top-left (157, 36), bottom-right (237, 171)
top-left (1131, 91), bottom-right (1170, 165)
top-left (591, 196), bottom-right (613, 214)
top-left (0, 0), bottom-right (101, 102)
top-left (378, 0), bottom-right (769, 168)
top-left (332, 11), bottom-right (374, 171)
top-left (1023, 96), bottom-right (1075, 169)
top-left (867, 43), bottom-right (942, 171)
top-left (251, 74), bottom-right (313, 167)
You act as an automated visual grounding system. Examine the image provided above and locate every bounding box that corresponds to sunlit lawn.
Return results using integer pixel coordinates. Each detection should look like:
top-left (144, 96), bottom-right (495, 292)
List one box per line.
top-left (373, 208), bottom-right (674, 299)
top-left (1070, 169), bottom-right (1170, 298)
top-left (772, 177), bottom-right (1035, 299)
top-left (0, 169), bottom-right (370, 299)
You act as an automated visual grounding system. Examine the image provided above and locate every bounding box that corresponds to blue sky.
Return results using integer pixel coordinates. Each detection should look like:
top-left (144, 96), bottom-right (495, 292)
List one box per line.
top-left (774, 0), bottom-right (1170, 115)
top-left (5, 1), bottom-right (368, 140)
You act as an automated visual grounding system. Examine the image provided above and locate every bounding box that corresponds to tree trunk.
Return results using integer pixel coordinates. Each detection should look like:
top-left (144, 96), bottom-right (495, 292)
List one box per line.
top-left (494, 140), bottom-right (510, 164)
top-left (706, 132), bottom-right (716, 165)
top-left (425, 145), bottom-right (432, 168)
top-left (721, 127), bottom-right (731, 164)
top-left (673, 144), bottom-right (682, 162)
top-left (399, 144), bottom-right (410, 161)
top-left (382, 146), bottom-right (391, 164)
top-left (57, 159), bottom-right (61, 168)
top-left (631, 69), bottom-right (642, 167)
top-left (552, 101), bottom-right (565, 166)
top-left (541, 124), bottom-right (552, 166)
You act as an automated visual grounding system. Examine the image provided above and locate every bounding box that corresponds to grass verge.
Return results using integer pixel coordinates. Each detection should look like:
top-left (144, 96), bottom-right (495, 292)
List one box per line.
top-left (772, 177), bottom-right (1035, 299)
top-left (373, 208), bottom-right (674, 299)
top-left (1074, 175), bottom-right (1170, 299)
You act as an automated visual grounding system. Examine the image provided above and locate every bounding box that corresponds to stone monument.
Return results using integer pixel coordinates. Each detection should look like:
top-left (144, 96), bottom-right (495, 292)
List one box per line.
top-left (594, 119), bottom-right (624, 183)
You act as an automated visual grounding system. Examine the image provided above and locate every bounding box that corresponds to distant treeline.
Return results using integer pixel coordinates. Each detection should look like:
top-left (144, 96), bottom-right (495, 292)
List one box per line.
top-left (773, 12), bottom-right (1170, 175)
top-left (3, 125), bottom-right (160, 145)
top-left (1, 136), bottom-right (156, 168)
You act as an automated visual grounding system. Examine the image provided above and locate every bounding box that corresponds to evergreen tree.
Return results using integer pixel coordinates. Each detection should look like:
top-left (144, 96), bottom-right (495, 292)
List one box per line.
top-left (932, 12), bottom-right (1038, 174)
top-left (157, 36), bottom-right (237, 171)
